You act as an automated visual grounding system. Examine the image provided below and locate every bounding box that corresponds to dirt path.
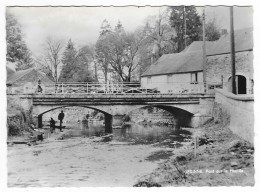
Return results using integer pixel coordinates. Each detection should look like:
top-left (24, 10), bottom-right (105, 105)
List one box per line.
top-left (8, 135), bottom-right (169, 187)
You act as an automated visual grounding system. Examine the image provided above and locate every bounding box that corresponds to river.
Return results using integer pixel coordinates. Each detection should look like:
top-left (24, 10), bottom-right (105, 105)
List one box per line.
top-left (8, 122), bottom-right (191, 187)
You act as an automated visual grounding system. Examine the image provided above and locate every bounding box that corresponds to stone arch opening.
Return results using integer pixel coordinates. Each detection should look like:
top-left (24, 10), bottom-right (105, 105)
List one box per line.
top-left (40, 105), bottom-right (111, 116)
top-left (37, 105), bottom-right (113, 133)
top-left (227, 75), bottom-right (247, 94)
top-left (125, 105), bottom-right (194, 128)
top-left (153, 105), bottom-right (194, 128)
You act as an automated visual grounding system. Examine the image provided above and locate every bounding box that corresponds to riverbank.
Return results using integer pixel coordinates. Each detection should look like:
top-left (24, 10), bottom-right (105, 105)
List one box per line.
top-left (134, 121), bottom-right (254, 186)
top-left (7, 132), bottom-right (169, 187)
top-left (7, 127), bottom-right (66, 145)
top-left (7, 120), bottom-right (254, 187)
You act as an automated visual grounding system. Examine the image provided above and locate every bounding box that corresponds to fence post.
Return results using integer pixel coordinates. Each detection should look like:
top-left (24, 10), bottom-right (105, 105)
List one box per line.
top-left (194, 136), bottom-right (197, 158)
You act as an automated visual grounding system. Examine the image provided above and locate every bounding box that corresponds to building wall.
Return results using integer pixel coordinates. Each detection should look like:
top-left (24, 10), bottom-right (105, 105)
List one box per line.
top-left (206, 51), bottom-right (253, 94)
top-left (141, 71), bottom-right (203, 93)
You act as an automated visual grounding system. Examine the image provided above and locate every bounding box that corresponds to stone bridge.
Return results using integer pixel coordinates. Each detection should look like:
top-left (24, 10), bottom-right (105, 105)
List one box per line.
top-left (19, 93), bottom-right (215, 132)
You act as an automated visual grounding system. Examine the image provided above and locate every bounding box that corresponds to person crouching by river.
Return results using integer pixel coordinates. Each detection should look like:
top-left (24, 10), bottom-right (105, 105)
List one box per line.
top-left (50, 118), bottom-right (56, 133)
top-left (58, 110), bottom-right (65, 132)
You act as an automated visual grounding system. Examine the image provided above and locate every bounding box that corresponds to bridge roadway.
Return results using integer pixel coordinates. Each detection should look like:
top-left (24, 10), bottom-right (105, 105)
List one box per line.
top-left (19, 93), bottom-right (215, 132)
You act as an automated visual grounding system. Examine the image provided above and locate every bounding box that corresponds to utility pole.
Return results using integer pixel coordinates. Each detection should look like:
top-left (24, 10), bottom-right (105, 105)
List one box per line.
top-left (230, 6), bottom-right (237, 94)
top-left (202, 8), bottom-right (207, 93)
top-left (184, 6), bottom-right (187, 49)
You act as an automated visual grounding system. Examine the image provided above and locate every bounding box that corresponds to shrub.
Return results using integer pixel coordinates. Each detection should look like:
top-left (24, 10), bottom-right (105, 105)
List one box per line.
top-left (7, 106), bottom-right (35, 136)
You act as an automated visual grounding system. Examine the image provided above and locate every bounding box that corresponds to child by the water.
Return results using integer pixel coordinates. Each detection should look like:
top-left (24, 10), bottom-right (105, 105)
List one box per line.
top-left (50, 118), bottom-right (56, 133)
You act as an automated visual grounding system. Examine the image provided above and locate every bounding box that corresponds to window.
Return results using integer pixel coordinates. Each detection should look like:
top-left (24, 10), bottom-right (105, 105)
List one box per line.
top-left (191, 72), bottom-right (198, 84)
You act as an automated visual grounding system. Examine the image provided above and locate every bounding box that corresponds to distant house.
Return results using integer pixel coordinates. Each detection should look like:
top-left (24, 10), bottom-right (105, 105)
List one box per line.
top-left (141, 41), bottom-right (215, 93)
top-left (7, 67), bottom-right (54, 94)
top-left (206, 28), bottom-right (253, 94)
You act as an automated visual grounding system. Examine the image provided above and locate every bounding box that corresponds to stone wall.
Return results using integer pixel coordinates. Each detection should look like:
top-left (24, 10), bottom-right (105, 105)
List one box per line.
top-left (206, 51), bottom-right (254, 93)
top-left (214, 89), bottom-right (254, 143)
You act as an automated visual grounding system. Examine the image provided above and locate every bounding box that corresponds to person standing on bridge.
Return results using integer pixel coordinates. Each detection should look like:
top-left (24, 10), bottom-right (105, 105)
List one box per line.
top-left (37, 80), bottom-right (43, 93)
top-left (58, 110), bottom-right (65, 132)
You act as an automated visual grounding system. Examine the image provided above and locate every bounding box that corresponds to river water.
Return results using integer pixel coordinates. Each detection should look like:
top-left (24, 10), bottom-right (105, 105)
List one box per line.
top-left (8, 122), bottom-right (191, 187)
top-left (64, 121), bottom-right (191, 144)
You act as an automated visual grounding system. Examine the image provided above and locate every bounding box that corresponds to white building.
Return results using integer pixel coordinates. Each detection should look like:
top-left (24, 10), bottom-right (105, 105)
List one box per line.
top-left (141, 41), bottom-right (214, 93)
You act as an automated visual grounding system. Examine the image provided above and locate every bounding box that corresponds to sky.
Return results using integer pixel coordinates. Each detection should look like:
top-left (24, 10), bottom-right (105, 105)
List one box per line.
top-left (7, 6), bottom-right (253, 57)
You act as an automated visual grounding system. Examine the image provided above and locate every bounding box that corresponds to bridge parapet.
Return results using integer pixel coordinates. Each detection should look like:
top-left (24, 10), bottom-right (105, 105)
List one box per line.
top-left (18, 93), bottom-right (215, 108)
top-left (215, 89), bottom-right (254, 143)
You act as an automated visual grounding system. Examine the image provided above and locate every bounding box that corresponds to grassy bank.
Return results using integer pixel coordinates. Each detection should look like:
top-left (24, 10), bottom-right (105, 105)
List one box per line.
top-left (135, 121), bottom-right (254, 186)
top-left (7, 95), bottom-right (36, 139)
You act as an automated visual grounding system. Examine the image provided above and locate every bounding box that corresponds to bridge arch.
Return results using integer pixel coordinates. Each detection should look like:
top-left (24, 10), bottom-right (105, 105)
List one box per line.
top-left (38, 105), bottom-right (112, 116)
top-left (125, 104), bottom-right (194, 128)
top-left (35, 105), bottom-right (113, 133)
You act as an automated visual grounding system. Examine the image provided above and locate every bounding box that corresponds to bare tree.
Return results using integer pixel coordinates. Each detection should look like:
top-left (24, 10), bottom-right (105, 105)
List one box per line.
top-left (35, 37), bottom-right (64, 83)
top-left (142, 9), bottom-right (175, 59)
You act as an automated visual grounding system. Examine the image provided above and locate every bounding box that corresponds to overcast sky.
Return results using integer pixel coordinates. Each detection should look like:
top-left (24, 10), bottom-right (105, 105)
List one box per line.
top-left (7, 6), bottom-right (253, 57)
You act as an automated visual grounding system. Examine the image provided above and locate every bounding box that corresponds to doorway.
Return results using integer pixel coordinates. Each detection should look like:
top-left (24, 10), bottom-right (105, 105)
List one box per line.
top-left (227, 75), bottom-right (247, 94)
top-left (237, 75), bottom-right (247, 94)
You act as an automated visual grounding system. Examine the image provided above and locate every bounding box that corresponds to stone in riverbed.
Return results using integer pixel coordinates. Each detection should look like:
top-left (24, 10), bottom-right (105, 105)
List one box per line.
top-left (230, 161), bottom-right (238, 167)
top-left (57, 136), bottom-right (64, 140)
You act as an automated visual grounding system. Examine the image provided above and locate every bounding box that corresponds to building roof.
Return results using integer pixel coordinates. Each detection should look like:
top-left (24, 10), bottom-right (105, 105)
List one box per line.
top-left (141, 51), bottom-right (203, 77)
top-left (6, 68), bottom-right (53, 85)
top-left (207, 28), bottom-right (253, 56)
top-left (141, 41), bottom-right (214, 77)
top-left (7, 68), bottom-right (34, 85)
top-left (183, 41), bottom-right (215, 53)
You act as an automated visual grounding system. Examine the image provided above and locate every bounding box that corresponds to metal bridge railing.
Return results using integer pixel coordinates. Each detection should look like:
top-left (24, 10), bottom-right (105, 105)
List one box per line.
top-left (43, 82), bottom-right (144, 94)
top-left (7, 81), bottom-right (229, 95)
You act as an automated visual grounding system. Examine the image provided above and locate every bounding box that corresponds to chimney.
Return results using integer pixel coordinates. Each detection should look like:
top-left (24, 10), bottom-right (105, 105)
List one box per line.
top-left (221, 29), bottom-right (228, 35)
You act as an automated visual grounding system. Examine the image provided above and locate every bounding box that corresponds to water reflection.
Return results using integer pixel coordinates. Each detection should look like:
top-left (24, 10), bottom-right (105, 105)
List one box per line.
top-left (63, 121), bottom-right (191, 145)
